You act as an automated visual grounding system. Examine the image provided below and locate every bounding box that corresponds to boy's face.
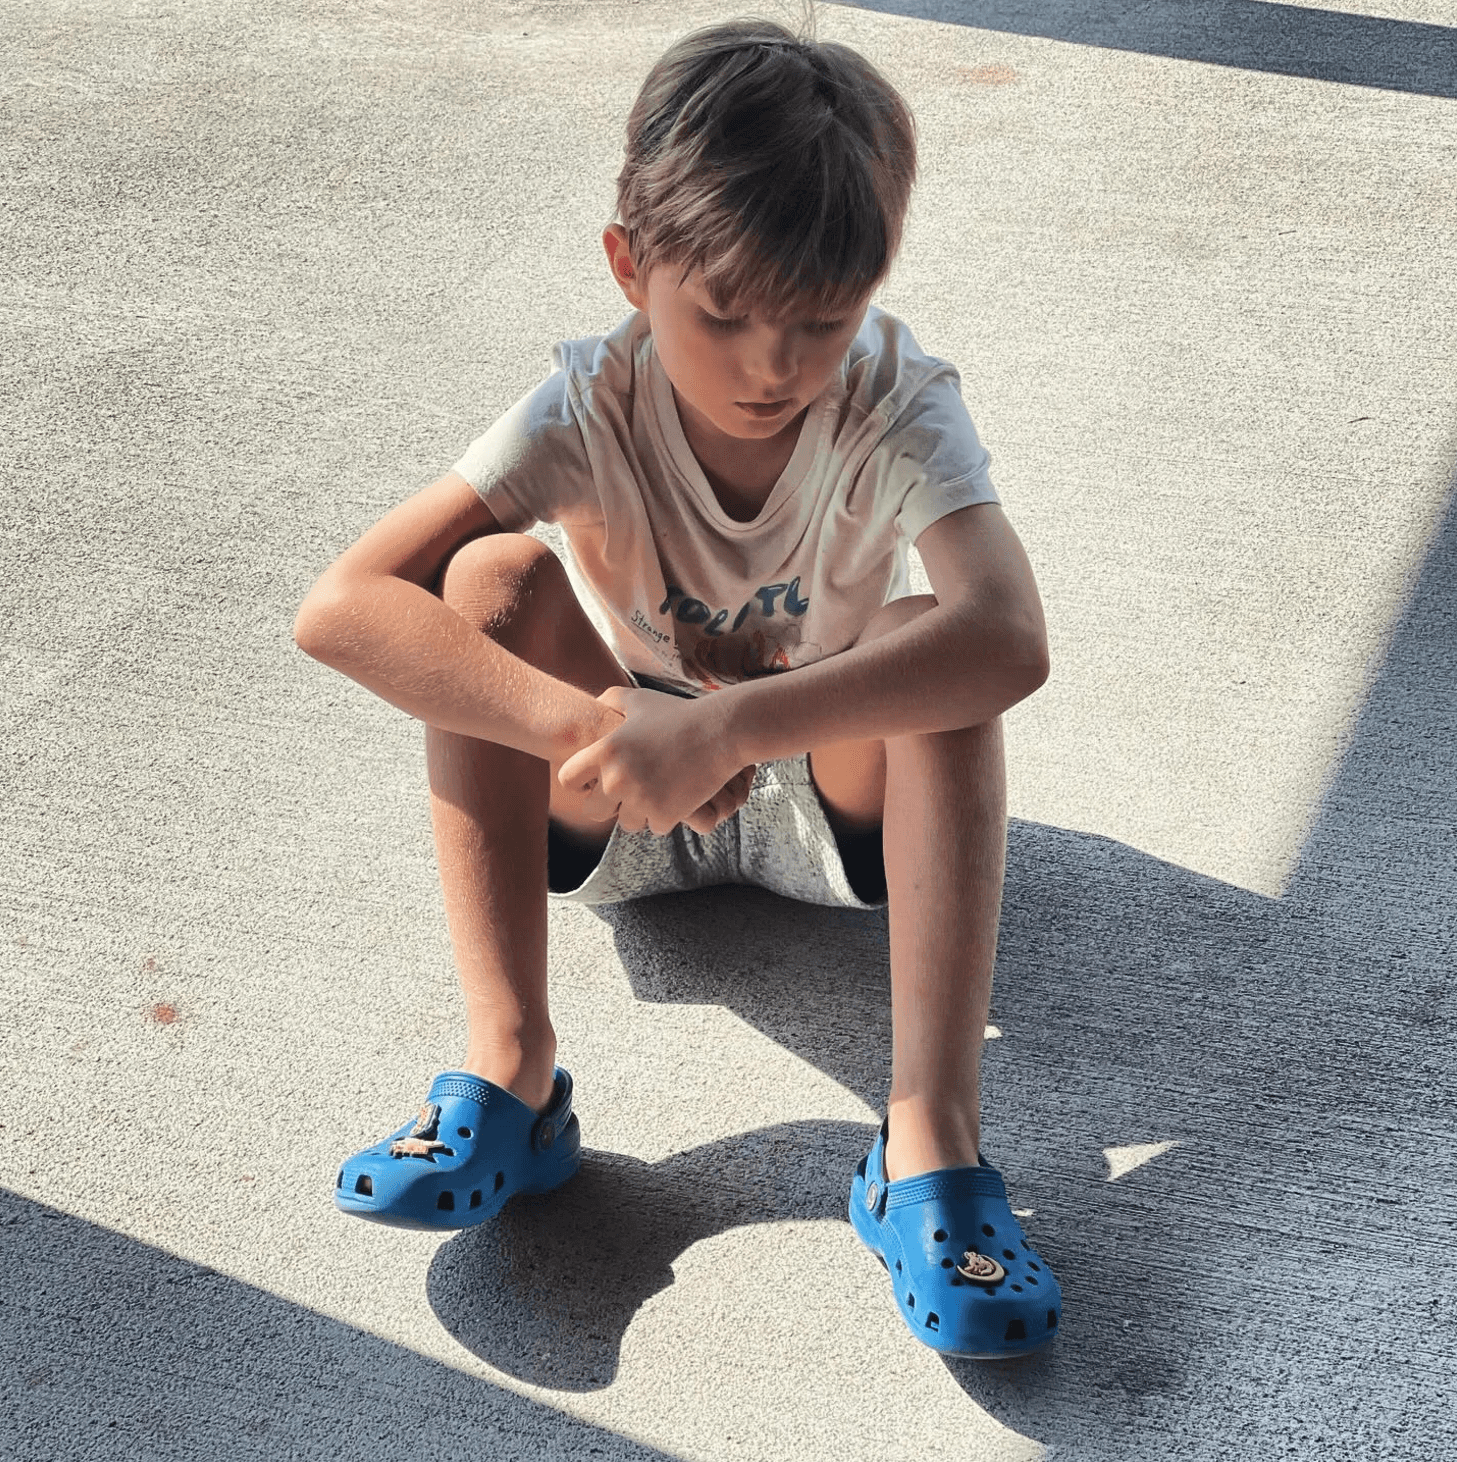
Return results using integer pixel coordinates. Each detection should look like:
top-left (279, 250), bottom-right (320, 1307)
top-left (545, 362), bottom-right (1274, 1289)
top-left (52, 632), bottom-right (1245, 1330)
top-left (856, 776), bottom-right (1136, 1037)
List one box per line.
top-left (604, 224), bottom-right (869, 461)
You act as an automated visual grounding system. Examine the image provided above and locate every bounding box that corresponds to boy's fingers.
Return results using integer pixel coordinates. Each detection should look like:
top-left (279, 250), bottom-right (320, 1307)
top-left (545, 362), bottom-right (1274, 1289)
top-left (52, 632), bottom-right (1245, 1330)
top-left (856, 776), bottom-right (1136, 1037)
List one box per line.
top-left (695, 770), bottom-right (754, 831)
top-left (557, 746), bottom-right (592, 790)
top-left (559, 740), bottom-right (614, 800)
top-left (685, 793), bottom-right (729, 835)
top-left (624, 763), bottom-right (757, 840)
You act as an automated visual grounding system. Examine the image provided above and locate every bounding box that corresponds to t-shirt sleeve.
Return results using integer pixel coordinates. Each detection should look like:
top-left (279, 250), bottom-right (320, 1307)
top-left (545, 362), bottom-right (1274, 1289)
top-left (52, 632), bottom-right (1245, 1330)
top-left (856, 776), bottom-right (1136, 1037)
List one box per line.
top-left (885, 365), bottom-right (1001, 546)
top-left (450, 362), bottom-right (598, 531)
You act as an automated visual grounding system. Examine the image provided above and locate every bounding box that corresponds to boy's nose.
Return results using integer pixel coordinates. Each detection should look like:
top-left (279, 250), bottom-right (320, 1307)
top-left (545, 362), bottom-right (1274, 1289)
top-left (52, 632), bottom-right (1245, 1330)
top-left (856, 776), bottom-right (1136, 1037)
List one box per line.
top-left (744, 333), bottom-right (796, 393)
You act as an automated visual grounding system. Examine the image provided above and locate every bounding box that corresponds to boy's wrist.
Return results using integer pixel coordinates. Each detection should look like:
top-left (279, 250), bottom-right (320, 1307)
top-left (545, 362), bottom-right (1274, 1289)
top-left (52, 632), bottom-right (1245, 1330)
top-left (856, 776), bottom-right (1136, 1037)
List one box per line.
top-left (711, 678), bottom-right (771, 768)
top-left (539, 687), bottom-right (623, 766)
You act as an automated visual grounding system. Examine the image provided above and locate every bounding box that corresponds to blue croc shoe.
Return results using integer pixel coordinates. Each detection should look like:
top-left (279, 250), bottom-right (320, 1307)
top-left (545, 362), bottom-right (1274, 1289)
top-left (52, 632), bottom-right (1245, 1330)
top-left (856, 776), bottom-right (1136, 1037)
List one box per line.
top-left (850, 1120), bottom-right (1061, 1359)
top-left (335, 1068), bottom-right (580, 1230)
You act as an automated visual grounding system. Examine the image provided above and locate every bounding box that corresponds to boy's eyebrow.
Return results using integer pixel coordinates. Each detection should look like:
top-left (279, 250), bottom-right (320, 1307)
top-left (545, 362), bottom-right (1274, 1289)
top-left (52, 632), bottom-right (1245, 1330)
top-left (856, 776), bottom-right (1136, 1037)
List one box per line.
top-left (692, 290), bottom-right (755, 320)
top-left (683, 276), bottom-right (737, 311)
top-left (691, 293), bottom-right (738, 315)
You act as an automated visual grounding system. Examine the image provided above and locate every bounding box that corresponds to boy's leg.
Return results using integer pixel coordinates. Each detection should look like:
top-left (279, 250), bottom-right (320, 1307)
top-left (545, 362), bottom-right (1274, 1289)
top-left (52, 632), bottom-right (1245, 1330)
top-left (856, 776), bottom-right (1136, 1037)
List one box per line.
top-left (807, 595), bottom-right (1004, 1182)
top-left (427, 533), bottom-right (632, 1113)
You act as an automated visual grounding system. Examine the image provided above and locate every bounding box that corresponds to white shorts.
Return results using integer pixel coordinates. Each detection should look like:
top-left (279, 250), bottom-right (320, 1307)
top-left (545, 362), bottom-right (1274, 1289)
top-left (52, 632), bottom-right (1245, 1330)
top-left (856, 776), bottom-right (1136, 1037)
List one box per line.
top-left (547, 676), bottom-right (886, 910)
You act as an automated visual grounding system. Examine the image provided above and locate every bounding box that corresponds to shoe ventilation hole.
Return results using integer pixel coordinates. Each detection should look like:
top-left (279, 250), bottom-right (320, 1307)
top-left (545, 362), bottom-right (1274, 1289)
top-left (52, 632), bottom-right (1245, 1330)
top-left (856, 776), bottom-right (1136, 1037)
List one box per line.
top-left (1027, 1276), bottom-right (1038, 1285)
top-left (355, 1175), bottom-right (373, 1196)
top-left (469, 1190), bottom-right (482, 1208)
top-left (925, 1312), bottom-right (939, 1332)
top-left (907, 1293), bottom-right (915, 1309)
top-left (458, 1126), bottom-right (472, 1139)
top-left (336, 1170), bottom-right (344, 1189)
top-left (1003, 1249), bottom-right (1017, 1261)
top-left (1004, 1319), bottom-right (1026, 1342)
top-left (1012, 1284), bottom-right (1023, 1292)
top-left (940, 1258), bottom-right (954, 1269)
top-left (1022, 1239), bottom-right (1031, 1250)
top-left (982, 1224), bottom-right (995, 1237)
top-left (895, 1259), bottom-right (902, 1274)
top-left (494, 1171), bottom-right (505, 1193)
top-left (933, 1229), bottom-right (948, 1243)
top-left (1029, 1262), bottom-right (1041, 1272)
top-left (1047, 1310), bottom-right (1059, 1331)
top-left (437, 1191), bottom-right (455, 1211)
top-left (981, 1285), bottom-right (997, 1295)
top-left (951, 1275), bottom-right (964, 1286)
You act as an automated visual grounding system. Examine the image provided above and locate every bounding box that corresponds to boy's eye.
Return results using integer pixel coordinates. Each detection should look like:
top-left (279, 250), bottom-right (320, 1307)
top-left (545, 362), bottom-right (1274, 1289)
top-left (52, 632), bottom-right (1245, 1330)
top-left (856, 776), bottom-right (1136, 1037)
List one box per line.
top-left (806, 319), bottom-right (846, 336)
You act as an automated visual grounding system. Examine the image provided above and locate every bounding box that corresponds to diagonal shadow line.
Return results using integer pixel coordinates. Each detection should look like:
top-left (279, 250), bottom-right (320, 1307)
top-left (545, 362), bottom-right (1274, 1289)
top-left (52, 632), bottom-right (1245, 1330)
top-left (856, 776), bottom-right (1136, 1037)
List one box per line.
top-left (1285, 463), bottom-right (1457, 912)
top-left (0, 1187), bottom-right (677, 1462)
top-left (835, 0), bottom-right (1457, 99)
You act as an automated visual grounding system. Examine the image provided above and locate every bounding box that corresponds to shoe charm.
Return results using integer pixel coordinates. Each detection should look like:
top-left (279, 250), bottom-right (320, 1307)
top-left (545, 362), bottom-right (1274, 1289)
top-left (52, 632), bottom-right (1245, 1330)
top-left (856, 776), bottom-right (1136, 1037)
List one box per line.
top-left (956, 1250), bottom-right (1007, 1284)
top-left (389, 1102), bottom-right (449, 1159)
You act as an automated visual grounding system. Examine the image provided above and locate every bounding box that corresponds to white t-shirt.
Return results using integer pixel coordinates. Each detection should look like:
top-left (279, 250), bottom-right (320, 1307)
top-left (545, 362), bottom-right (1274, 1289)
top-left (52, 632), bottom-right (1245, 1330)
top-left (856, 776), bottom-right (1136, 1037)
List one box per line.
top-left (452, 304), bottom-right (999, 695)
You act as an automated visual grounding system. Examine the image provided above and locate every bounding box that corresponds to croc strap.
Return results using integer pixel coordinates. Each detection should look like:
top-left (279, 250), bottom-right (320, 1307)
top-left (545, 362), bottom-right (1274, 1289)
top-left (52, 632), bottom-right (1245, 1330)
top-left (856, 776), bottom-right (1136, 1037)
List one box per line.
top-left (531, 1069), bottom-right (574, 1153)
top-left (886, 1165), bottom-right (1007, 1211)
top-left (429, 1073), bottom-right (497, 1106)
top-left (420, 1069), bottom-right (572, 1153)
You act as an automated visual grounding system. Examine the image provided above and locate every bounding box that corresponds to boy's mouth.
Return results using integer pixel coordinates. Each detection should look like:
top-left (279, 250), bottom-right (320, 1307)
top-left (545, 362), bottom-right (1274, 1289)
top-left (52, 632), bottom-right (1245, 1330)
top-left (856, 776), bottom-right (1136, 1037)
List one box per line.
top-left (737, 399), bottom-right (791, 418)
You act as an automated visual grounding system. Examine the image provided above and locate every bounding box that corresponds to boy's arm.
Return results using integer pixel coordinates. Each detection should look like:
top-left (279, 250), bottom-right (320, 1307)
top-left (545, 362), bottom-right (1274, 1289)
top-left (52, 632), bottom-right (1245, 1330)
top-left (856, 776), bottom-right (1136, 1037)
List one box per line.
top-left (719, 501), bottom-right (1048, 760)
top-left (560, 503), bottom-right (1049, 830)
top-left (293, 472), bottom-right (620, 763)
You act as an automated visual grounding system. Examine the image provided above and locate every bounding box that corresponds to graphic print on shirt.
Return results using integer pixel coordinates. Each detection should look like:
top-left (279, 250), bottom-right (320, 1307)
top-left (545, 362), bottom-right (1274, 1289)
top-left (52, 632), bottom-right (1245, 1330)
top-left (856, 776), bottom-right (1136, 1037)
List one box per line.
top-left (649, 575), bottom-right (817, 690)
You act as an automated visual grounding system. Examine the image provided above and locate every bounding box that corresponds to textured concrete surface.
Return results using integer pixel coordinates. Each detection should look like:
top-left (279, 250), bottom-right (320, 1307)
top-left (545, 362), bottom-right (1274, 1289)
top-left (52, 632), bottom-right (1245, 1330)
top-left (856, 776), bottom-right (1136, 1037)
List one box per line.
top-left (2, 1), bottom-right (1455, 1458)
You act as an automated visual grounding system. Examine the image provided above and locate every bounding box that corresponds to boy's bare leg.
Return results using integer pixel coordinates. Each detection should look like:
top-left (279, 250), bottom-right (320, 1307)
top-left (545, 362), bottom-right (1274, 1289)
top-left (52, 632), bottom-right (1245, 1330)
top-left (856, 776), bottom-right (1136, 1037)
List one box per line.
top-left (426, 534), bottom-right (631, 1114)
top-left (808, 595), bottom-right (1003, 1183)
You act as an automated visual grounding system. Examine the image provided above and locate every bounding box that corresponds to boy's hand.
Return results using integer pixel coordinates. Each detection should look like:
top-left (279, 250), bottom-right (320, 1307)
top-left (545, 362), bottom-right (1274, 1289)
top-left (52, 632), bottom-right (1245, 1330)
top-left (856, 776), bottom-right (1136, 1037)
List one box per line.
top-left (558, 685), bottom-right (755, 836)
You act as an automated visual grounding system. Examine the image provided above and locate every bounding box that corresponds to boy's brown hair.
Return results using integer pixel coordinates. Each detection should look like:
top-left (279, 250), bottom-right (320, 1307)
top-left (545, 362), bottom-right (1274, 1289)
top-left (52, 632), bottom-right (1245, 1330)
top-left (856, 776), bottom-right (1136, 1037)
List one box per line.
top-left (614, 13), bottom-right (918, 322)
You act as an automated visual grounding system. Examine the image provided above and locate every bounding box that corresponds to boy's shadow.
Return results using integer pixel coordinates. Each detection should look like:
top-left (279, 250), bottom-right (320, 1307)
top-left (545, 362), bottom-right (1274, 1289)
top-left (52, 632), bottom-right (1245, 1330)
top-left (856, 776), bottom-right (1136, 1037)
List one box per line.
top-left (421, 854), bottom-right (1220, 1421)
top-left (433, 825), bottom-right (1450, 1449)
top-left (429, 1116), bottom-right (869, 1392)
top-left (433, 483), bottom-right (1456, 1453)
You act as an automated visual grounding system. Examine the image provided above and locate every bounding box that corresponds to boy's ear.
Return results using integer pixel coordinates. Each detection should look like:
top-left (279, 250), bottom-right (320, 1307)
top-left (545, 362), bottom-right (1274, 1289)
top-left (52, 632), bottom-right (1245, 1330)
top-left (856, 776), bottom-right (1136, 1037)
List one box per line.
top-left (603, 224), bottom-right (648, 309)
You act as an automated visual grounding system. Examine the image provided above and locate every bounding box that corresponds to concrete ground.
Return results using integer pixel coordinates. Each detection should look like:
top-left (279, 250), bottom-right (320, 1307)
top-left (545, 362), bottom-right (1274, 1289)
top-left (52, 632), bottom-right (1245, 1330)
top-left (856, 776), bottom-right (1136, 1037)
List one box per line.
top-left (3, 1), bottom-right (1455, 1457)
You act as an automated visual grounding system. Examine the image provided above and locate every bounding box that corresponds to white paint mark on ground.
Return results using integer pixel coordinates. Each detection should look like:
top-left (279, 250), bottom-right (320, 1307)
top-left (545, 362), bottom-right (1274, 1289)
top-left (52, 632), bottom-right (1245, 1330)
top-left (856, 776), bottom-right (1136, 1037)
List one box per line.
top-left (1104, 1140), bottom-right (1179, 1181)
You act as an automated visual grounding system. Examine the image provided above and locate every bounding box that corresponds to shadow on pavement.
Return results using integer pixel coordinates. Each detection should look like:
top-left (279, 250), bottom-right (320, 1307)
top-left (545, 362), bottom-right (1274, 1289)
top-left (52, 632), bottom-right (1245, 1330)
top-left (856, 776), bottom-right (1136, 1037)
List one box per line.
top-left (841, 0), bottom-right (1457, 100)
top-left (0, 1188), bottom-right (675, 1462)
top-left (563, 471), bottom-right (1457, 1456)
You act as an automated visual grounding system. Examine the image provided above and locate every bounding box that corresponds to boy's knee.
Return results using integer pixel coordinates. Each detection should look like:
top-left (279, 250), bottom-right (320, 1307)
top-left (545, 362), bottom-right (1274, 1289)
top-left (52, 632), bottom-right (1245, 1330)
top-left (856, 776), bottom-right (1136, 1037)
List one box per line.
top-left (439, 533), bottom-right (570, 646)
top-left (856, 597), bottom-right (1005, 746)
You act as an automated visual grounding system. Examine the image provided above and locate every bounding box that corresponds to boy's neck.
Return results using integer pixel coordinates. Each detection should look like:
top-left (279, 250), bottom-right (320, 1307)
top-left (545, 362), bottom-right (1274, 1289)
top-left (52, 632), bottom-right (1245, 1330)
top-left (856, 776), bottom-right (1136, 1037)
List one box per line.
top-left (673, 389), bottom-right (808, 522)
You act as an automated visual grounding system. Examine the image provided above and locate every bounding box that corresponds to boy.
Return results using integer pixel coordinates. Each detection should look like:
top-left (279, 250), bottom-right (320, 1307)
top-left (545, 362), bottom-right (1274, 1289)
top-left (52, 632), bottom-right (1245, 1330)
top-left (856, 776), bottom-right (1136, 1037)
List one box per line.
top-left (294, 17), bottom-right (1059, 1360)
